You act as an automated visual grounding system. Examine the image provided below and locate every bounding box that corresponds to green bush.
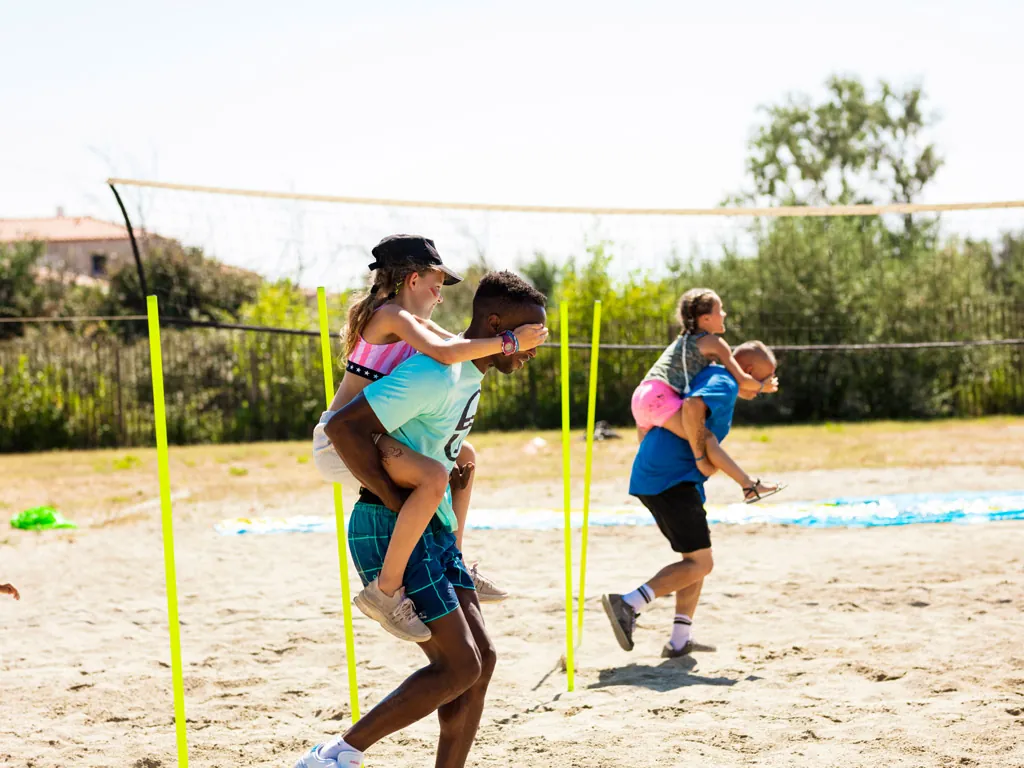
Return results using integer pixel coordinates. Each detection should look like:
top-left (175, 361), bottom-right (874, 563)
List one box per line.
top-left (1, 225), bottom-right (1022, 452)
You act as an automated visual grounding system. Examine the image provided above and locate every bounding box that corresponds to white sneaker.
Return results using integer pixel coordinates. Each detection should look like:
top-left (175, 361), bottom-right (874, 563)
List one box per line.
top-left (353, 579), bottom-right (431, 643)
top-left (293, 745), bottom-right (361, 768)
top-left (293, 746), bottom-right (328, 768)
top-left (470, 564), bottom-right (509, 603)
top-left (334, 752), bottom-right (363, 768)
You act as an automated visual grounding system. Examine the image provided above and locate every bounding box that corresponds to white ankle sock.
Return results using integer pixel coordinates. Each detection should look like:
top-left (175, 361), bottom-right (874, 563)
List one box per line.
top-left (669, 614), bottom-right (692, 649)
top-left (623, 584), bottom-right (655, 613)
top-left (319, 736), bottom-right (363, 763)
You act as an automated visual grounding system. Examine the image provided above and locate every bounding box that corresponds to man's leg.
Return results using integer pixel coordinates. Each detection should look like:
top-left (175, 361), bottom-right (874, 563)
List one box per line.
top-left (602, 481), bottom-right (714, 652)
top-left (434, 587), bottom-right (497, 768)
top-left (675, 576), bottom-right (703, 620)
top-left (305, 506), bottom-right (487, 766)
top-left (449, 443), bottom-right (507, 604)
top-left (604, 483), bottom-right (714, 654)
top-left (645, 547), bottom-right (713, 599)
top-left (662, 575), bottom-right (704, 656)
top-left (602, 548), bottom-right (713, 652)
top-left (341, 607), bottom-right (483, 753)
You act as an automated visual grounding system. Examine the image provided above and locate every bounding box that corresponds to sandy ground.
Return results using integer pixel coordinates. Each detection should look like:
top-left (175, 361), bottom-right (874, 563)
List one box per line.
top-left (3, 467), bottom-right (1024, 768)
top-left (474, 463), bottom-right (1024, 510)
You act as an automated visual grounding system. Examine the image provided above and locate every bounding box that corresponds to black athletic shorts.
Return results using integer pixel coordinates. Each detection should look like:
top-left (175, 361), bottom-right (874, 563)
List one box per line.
top-left (636, 481), bottom-right (712, 554)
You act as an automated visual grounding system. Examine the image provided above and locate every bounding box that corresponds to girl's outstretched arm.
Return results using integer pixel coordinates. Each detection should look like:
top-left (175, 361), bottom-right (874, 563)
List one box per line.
top-left (411, 314), bottom-right (457, 340)
top-left (698, 335), bottom-right (776, 396)
top-left (378, 305), bottom-right (548, 365)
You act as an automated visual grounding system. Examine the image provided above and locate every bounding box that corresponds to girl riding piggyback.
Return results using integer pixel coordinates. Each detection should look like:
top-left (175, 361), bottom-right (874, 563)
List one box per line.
top-left (631, 288), bottom-right (783, 503)
top-left (312, 235), bottom-right (548, 642)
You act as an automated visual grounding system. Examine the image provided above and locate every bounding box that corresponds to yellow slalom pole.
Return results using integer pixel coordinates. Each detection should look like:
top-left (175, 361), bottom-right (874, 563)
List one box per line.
top-left (559, 300), bottom-right (575, 691)
top-left (577, 300), bottom-right (602, 641)
top-left (146, 296), bottom-right (189, 768)
top-left (317, 288), bottom-right (361, 721)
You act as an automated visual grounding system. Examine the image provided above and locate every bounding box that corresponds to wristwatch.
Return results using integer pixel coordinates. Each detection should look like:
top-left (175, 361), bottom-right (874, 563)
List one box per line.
top-left (500, 330), bottom-right (519, 356)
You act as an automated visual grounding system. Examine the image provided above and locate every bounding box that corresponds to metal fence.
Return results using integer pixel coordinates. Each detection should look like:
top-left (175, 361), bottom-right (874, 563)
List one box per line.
top-left (2, 306), bottom-right (1023, 452)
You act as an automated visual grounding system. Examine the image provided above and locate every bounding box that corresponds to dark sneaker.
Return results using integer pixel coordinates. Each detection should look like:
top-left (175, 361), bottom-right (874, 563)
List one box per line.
top-left (602, 593), bottom-right (637, 651)
top-left (661, 640), bottom-right (694, 659)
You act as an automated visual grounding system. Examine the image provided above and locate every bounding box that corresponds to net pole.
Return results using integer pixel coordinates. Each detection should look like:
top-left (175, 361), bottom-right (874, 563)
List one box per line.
top-left (560, 300), bottom-right (575, 691)
top-left (146, 296), bottom-right (189, 767)
top-left (316, 288), bottom-right (361, 721)
top-left (577, 300), bottom-right (602, 641)
top-left (108, 182), bottom-right (148, 299)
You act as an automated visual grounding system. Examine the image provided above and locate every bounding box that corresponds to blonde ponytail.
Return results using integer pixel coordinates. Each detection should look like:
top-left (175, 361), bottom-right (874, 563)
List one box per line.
top-left (342, 263), bottom-right (424, 358)
top-left (343, 275), bottom-right (389, 359)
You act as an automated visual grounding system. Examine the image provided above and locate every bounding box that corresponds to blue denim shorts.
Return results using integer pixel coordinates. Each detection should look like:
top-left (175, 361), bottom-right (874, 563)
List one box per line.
top-left (348, 501), bottom-right (475, 623)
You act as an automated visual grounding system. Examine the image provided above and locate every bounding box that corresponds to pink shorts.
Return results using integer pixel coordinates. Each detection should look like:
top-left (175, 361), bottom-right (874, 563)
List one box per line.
top-left (631, 379), bottom-right (683, 430)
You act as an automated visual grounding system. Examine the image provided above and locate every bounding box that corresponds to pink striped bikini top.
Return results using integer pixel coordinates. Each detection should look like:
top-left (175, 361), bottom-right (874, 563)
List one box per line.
top-left (346, 335), bottom-right (418, 382)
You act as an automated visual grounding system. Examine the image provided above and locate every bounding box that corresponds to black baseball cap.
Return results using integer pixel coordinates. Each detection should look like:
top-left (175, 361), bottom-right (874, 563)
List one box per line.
top-left (369, 234), bottom-right (463, 286)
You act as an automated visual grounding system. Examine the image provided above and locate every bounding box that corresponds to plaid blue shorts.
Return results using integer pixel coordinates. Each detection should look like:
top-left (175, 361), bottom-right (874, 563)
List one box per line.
top-left (348, 501), bottom-right (475, 623)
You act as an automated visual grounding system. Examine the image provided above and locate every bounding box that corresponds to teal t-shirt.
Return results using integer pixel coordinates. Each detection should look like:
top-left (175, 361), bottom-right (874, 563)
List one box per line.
top-left (362, 353), bottom-right (484, 531)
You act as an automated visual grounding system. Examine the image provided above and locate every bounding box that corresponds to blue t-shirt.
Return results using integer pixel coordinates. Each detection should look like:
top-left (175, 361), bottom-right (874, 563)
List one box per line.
top-left (362, 354), bottom-right (484, 531)
top-left (628, 365), bottom-right (739, 501)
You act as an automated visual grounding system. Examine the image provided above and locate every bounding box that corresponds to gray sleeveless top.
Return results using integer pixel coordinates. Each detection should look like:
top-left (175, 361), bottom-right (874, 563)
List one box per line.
top-left (643, 331), bottom-right (710, 394)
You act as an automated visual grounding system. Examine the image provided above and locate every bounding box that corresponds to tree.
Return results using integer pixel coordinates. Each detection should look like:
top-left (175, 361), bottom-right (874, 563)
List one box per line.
top-left (427, 253), bottom-right (492, 332)
top-left (518, 252), bottom-right (561, 302)
top-left (731, 75), bottom-right (944, 259)
top-left (983, 232), bottom-right (1024, 305)
top-left (737, 75), bottom-right (943, 208)
top-left (238, 279), bottom-right (314, 330)
top-left (0, 242), bottom-right (46, 339)
top-left (101, 241), bottom-right (262, 329)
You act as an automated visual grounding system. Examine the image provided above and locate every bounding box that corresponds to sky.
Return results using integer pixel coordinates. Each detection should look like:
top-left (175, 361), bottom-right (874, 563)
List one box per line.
top-left (3, 0), bottom-right (1022, 288)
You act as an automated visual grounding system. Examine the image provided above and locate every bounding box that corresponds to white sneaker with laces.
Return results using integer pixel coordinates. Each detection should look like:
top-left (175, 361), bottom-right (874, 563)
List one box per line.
top-left (334, 752), bottom-right (363, 768)
top-left (470, 564), bottom-right (509, 603)
top-left (353, 579), bottom-right (431, 642)
top-left (294, 744), bottom-right (362, 768)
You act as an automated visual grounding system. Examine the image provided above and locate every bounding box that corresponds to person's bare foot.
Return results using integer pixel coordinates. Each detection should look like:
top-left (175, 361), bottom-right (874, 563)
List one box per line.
top-left (0, 583), bottom-right (20, 600)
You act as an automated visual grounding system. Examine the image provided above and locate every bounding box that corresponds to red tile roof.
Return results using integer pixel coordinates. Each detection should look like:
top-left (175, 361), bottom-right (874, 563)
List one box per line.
top-left (0, 216), bottom-right (132, 243)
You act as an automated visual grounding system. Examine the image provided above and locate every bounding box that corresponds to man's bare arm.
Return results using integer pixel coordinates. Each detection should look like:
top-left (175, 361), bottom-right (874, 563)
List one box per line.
top-left (323, 393), bottom-right (407, 512)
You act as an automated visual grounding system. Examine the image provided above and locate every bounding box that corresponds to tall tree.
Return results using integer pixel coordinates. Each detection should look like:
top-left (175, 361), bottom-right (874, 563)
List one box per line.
top-left (101, 241), bottom-right (262, 329)
top-left (518, 252), bottom-right (561, 302)
top-left (738, 75), bottom-right (942, 208)
top-left (0, 242), bottom-right (45, 339)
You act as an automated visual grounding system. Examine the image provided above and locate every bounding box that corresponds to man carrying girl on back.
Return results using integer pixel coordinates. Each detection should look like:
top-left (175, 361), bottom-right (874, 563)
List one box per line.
top-left (311, 235), bottom-right (547, 642)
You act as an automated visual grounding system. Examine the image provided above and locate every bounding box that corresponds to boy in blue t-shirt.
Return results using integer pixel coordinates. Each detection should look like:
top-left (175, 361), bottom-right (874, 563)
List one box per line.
top-left (603, 341), bottom-right (781, 660)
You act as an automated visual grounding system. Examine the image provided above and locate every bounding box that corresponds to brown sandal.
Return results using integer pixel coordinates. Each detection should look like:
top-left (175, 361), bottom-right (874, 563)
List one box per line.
top-left (743, 479), bottom-right (787, 504)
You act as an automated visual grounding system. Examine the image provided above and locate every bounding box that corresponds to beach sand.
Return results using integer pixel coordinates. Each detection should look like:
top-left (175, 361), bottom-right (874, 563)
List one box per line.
top-left (3, 464), bottom-right (1024, 767)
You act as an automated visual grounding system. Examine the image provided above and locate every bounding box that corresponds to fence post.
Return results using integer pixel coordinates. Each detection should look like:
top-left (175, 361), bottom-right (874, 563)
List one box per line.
top-left (249, 347), bottom-right (259, 442)
top-left (115, 344), bottom-right (125, 444)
